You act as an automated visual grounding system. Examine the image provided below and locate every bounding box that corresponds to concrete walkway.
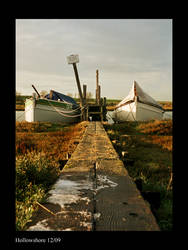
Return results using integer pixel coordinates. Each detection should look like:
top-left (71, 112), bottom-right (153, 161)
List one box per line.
top-left (27, 122), bottom-right (160, 231)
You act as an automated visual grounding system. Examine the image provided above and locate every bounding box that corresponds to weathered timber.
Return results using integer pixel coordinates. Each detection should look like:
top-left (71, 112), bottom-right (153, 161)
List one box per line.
top-left (72, 63), bottom-right (84, 106)
top-left (27, 122), bottom-right (160, 231)
top-left (82, 84), bottom-right (87, 121)
top-left (87, 104), bottom-right (106, 121)
top-left (31, 84), bottom-right (40, 98)
top-left (92, 122), bottom-right (159, 231)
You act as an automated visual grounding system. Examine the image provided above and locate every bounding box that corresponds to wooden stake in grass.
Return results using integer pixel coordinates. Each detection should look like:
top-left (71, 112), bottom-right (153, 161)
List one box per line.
top-left (167, 172), bottom-right (173, 191)
top-left (36, 201), bottom-right (56, 216)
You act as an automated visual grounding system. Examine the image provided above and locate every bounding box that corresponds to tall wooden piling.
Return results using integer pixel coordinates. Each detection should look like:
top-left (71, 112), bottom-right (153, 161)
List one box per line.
top-left (83, 84), bottom-right (87, 103)
top-left (96, 70), bottom-right (101, 105)
top-left (72, 63), bottom-right (84, 106)
top-left (83, 84), bottom-right (87, 121)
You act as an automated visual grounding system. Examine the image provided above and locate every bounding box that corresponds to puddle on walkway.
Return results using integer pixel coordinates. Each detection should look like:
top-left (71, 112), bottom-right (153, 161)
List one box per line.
top-left (27, 210), bottom-right (93, 231)
top-left (27, 219), bottom-right (53, 231)
top-left (47, 178), bottom-right (93, 208)
top-left (27, 174), bottom-right (118, 231)
top-left (47, 174), bottom-right (118, 208)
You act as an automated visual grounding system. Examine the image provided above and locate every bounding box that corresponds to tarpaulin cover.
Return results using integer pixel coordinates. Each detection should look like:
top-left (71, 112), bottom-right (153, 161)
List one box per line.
top-left (45, 90), bottom-right (79, 106)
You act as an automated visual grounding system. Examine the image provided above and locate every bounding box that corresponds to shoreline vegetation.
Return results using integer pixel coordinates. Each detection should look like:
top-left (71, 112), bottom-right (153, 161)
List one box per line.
top-left (15, 95), bottom-right (172, 231)
top-left (16, 121), bottom-right (88, 230)
top-left (106, 100), bottom-right (172, 111)
top-left (15, 95), bottom-right (172, 111)
top-left (103, 120), bottom-right (172, 231)
top-left (16, 119), bottom-right (172, 231)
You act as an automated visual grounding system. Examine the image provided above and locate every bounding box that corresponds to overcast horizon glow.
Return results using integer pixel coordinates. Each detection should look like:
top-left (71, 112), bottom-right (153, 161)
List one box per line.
top-left (16, 19), bottom-right (172, 101)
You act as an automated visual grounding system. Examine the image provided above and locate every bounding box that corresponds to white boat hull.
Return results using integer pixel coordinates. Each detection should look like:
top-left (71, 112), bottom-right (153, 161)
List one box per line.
top-left (112, 101), bottom-right (164, 122)
top-left (25, 99), bottom-right (81, 123)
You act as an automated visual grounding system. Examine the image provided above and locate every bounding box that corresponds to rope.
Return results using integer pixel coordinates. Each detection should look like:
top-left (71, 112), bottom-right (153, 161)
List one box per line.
top-left (106, 112), bottom-right (113, 119)
top-left (51, 98), bottom-right (81, 111)
top-left (16, 99), bottom-right (86, 121)
top-left (16, 99), bottom-right (85, 121)
top-left (106, 111), bottom-right (114, 123)
top-left (46, 102), bottom-right (82, 114)
top-left (46, 99), bottom-right (84, 118)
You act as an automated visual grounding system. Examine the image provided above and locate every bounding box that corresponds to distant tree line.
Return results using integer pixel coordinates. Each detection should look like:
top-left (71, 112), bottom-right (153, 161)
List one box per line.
top-left (16, 90), bottom-right (94, 104)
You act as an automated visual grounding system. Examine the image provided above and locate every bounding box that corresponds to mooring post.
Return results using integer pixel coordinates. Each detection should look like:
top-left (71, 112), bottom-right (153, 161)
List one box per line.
top-left (83, 84), bottom-right (87, 120)
top-left (83, 84), bottom-right (87, 104)
top-left (103, 97), bottom-right (106, 107)
top-left (98, 85), bottom-right (101, 105)
top-left (96, 69), bottom-right (99, 89)
top-left (103, 97), bottom-right (107, 121)
top-left (72, 63), bottom-right (84, 106)
top-left (67, 54), bottom-right (84, 121)
top-left (96, 70), bottom-right (99, 105)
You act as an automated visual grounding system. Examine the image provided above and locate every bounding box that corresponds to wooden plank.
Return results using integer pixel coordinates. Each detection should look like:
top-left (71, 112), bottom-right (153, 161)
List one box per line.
top-left (95, 161), bottom-right (160, 231)
top-left (27, 122), bottom-right (160, 231)
top-left (27, 122), bottom-right (95, 231)
top-left (72, 63), bottom-right (84, 106)
top-left (45, 122), bottom-right (95, 230)
top-left (93, 122), bottom-right (159, 231)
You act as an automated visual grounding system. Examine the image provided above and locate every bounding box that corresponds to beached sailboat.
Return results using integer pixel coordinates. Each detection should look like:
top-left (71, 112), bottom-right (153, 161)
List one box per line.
top-left (25, 89), bottom-right (81, 123)
top-left (112, 81), bottom-right (164, 122)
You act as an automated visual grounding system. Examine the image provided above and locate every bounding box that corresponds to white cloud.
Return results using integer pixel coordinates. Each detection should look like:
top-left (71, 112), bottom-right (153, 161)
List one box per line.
top-left (16, 70), bottom-right (79, 95)
top-left (16, 19), bottom-right (172, 101)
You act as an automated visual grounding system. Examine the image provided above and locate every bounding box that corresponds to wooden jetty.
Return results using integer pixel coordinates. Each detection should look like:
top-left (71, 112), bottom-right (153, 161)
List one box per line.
top-left (83, 70), bottom-right (107, 122)
top-left (27, 122), bottom-right (160, 231)
top-left (68, 59), bottom-right (107, 122)
top-left (86, 99), bottom-right (107, 121)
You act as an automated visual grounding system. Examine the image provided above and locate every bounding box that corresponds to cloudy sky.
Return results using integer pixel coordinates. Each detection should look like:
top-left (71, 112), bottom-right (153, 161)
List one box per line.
top-left (16, 19), bottom-right (172, 101)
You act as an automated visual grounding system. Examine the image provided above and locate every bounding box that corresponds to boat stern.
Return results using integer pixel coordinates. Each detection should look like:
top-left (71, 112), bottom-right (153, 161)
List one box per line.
top-left (25, 98), bottom-right (35, 122)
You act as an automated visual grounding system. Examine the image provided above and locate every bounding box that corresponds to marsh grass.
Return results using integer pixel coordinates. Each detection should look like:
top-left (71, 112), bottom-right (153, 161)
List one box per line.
top-left (15, 121), bottom-right (87, 230)
top-left (104, 120), bottom-right (173, 231)
top-left (16, 121), bottom-right (70, 133)
top-left (16, 152), bottom-right (59, 230)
